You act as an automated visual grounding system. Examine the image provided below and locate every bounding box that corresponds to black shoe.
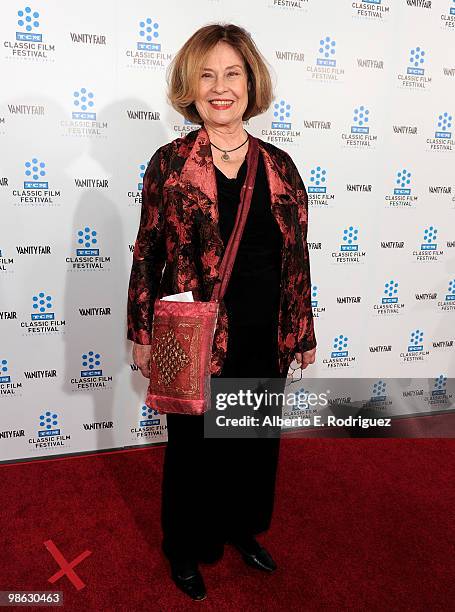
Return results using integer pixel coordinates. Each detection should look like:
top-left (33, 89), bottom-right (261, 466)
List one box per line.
top-left (228, 536), bottom-right (277, 572)
top-left (170, 559), bottom-right (207, 601)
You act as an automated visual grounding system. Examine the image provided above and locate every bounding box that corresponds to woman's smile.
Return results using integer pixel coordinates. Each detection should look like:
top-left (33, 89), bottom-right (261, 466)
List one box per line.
top-left (208, 98), bottom-right (235, 109)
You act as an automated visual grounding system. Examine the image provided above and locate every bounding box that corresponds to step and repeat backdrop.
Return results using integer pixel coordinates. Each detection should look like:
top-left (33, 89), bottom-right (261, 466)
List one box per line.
top-left (0, 0), bottom-right (454, 461)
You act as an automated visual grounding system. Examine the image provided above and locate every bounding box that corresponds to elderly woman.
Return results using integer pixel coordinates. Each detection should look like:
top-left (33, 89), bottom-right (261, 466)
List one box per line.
top-left (127, 23), bottom-right (316, 601)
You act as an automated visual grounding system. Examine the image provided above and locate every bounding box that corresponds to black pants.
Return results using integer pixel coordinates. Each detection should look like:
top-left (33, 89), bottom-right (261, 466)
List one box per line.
top-left (160, 321), bottom-right (287, 563)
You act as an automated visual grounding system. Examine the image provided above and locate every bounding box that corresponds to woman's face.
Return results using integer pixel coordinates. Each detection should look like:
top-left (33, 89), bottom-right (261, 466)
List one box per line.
top-left (194, 41), bottom-right (249, 129)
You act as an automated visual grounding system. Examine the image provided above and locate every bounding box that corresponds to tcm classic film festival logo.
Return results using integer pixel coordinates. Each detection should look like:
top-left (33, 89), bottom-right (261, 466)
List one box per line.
top-left (385, 167), bottom-right (418, 208)
top-left (307, 35), bottom-right (345, 83)
top-left (261, 98), bottom-right (302, 145)
top-left (351, 0), bottom-right (391, 21)
top-left (400, 329), bottom-right (430, 363)
top-left (0, 247), bottom-right (14, 275)
top-left (130, 404), bottom-right (167, 442)
top-left (426, 375), bottom-right (453, 408)
top-left (438, 278), bottom-right (455, 312)
top-left (0, 359), bottom-right (22, 399)
top-left (397, 45), bottom-right (431, 90)
top-left (3, 6), bottom-right (56, 62)
top-left (331, 226), bottom-right (367, 264)
top-left (20, 291), bottom-right (65, 336)
top-left (70, 351), bottom-right (112, 392)
top-left (426, 111), bottom-right (454, 152)
top-left (28, 411), bottom-right (71, 452)
top-left (323, 334), bottom-right (357, 369)
top-left (127, 163), bottom-right (147, 206)
top-left (373, 279), bottom-right (406, 316)
top-left (341, 105), bottom-right (378, 149)
top-left (412, 226), bottom-right (444, 262)
top-left (310, 284), bottom-right (326, 320)
top-left (61, 87), bottom-right (108, 138)
top-left (268, 0), bottom-right (309, 13)
top-left (307, 165), bottom-right (335, 208)
top-left (66, 226), bottom-right (111, 272)
top-left (124, 16), bottom-right (172, 69)
top-left (12, 157), bottom-right (61, 207)
top-left (441, 0), bottom-right (455, 28)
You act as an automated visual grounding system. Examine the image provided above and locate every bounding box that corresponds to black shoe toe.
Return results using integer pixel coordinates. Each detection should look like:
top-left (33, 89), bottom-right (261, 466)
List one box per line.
top-left (171, 561), bottom-right (207, 600)
top-left (228, 537), bottom-right (277, 572)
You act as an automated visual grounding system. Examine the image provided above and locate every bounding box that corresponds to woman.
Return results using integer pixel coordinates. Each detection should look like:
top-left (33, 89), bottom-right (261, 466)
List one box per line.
top-left (127, 23), bottom-right (316, 601)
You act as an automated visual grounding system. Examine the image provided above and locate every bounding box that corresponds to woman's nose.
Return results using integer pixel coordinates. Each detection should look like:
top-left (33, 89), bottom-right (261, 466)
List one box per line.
top-left (212, 75), bottom-right (227, 93)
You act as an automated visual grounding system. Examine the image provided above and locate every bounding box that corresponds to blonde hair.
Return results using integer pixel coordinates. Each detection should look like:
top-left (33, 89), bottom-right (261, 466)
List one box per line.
top-left (167, 23), bottom-right (273, 124)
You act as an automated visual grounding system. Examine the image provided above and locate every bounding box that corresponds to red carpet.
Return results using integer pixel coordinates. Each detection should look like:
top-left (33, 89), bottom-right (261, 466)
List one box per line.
top-left (1, 439), bottom-right (454, 611)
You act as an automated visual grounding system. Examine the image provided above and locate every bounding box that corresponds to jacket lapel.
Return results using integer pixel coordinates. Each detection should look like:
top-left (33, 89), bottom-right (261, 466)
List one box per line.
top-left (173, 125), bottom-right (219, 222)
top-left (172, 125), bottom-right (298, 216)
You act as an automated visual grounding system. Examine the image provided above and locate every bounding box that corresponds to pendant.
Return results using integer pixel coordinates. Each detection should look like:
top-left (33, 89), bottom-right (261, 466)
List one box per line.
top-left (221, 151), bottom-right (230, 161)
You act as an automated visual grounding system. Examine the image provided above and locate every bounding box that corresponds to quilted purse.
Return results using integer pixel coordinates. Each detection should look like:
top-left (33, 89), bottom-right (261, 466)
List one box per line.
top-left (145, 135), bottom-right (260, 415)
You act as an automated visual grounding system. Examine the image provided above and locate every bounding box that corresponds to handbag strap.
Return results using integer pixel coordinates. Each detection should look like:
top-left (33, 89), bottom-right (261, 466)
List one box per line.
top-left (211, 135), bottom-right (260, 303)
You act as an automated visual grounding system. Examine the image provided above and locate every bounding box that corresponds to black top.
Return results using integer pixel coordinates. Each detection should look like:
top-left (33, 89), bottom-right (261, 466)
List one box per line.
top-left (215, 152), bottom-right (282, 327)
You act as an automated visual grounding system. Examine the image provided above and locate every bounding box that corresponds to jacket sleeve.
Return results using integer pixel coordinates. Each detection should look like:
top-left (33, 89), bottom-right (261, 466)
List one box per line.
top-left (127, 147), bottom-right (167, 345)
top-left (285, 153), bottom-right (317, 354)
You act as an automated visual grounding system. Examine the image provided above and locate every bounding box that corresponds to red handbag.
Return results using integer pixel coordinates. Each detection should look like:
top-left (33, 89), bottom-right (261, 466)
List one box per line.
top-left (145, 135), bottom-right (260, 415)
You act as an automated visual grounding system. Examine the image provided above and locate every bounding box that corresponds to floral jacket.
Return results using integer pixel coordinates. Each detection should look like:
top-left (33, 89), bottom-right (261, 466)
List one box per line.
top-left (127, 126), bottom-right (316, 376)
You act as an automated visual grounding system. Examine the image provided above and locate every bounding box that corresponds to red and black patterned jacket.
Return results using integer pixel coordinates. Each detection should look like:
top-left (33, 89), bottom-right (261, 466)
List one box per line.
top-left (127, 126), bottom-right (316, 376)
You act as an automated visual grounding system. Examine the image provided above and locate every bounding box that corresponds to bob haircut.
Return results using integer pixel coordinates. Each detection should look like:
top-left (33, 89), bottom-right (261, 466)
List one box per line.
top-left (166, 23), bottom-right (274, 125)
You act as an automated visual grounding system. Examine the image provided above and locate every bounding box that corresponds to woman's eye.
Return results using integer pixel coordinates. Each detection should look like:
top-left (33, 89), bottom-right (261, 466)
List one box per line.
top-left (227, 72), bottom-right (240, 77)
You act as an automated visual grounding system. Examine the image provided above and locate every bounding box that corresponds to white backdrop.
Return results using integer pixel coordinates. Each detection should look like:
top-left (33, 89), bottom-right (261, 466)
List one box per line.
top-left (1, 0), bottom-right (454, 461)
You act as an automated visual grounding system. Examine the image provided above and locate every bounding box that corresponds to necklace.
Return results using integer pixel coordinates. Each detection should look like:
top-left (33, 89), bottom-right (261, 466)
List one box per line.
top-left (209, 133), bottom-right (249, 161)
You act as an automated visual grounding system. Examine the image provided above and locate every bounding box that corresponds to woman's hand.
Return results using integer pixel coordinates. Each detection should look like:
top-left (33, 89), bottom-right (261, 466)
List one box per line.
top-left (294, 348), bottom-right (316, 370)
top-left (133, 343), bottom-right (152, 378)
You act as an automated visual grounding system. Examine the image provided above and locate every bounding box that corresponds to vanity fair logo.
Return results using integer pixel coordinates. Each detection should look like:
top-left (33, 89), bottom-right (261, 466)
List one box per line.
top-left (7, 103), bottom-right (45, 118)
top-left (341, 105), bottom-right (378, 149)
top-left (69, 32), bottom-right (106, 45)
top-left (397, 46), bottom-right (432, 89)
top-left (322, 334), bottom-right (356, 369)
top-left (130, 404), bottom-right (167, 442)
top-left (385, 168), bottom-right (418, 208)
top-left (261, 99), bottom-right (301, 144)
top-left (307, 166), bottom-right (335, 208)
top-left (20, 292), bottom-right (65, 337)
top-left (66, 227), bottom-right (111, 272)
top-left (331, 226), bottom-right (367, 264)
top-left (351, 0), bottom-right (391, 21)
top-left (124, 17), bottom-right (172, 70)
top-left (0, 359), bottom-right (23, 399)
top-left (28, 411), bottom-right (71, 452)
top-left (70, 352), bottom-right (113, 392)
top-left (12, 158), bottom-right (61, 207)
top-left (3, 6), bottom-right (56, 63)
top-left (61, 88), bottom-right (108, 138)
top-left (306, 36), bottom-right (345, 83)
top-left (428, 183), bottom-right (453, 207)
top-left (373, 279), bottom-right (405, 316)
top-left (127, 163), bottom-right (146, 206)
top-left (426, 111), bottom-right (454, 152)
